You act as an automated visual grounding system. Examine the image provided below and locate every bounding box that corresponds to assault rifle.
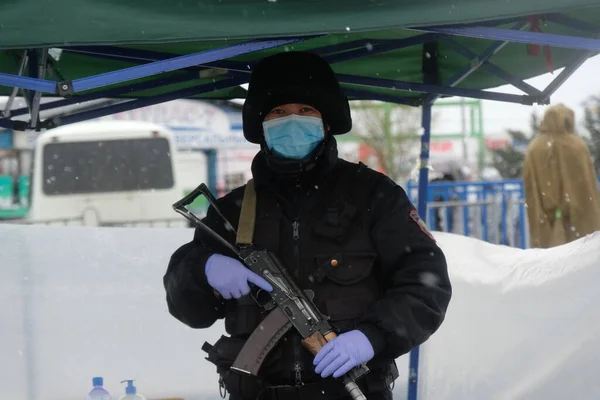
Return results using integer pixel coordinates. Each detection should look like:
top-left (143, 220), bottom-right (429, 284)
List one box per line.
top-left (172, 183), bottom-right (370, 400)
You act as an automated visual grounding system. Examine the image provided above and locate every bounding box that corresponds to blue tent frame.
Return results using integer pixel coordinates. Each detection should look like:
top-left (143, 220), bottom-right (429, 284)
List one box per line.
top-left (1, 14), bottom-right (599, 400)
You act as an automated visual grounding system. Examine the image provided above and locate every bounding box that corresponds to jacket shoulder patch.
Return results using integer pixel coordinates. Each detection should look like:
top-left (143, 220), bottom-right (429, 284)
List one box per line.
top-left (409, 209), bottom-right (436, 242)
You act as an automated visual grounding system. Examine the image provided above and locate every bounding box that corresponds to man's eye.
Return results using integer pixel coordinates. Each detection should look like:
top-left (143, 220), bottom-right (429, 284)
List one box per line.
top-left (271, 109), bottom-right (285, 114)
top-left (302, 107), bottom-right (316, 113)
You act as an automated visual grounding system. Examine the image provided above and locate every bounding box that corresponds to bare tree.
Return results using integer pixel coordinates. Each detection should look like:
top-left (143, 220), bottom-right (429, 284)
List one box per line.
top-left (350, 101), bottom-right (424, 182)
top-left (491, 111), bottom-right (539, 178)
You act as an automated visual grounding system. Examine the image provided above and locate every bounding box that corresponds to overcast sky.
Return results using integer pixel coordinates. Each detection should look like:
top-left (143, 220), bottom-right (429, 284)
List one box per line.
top-left (476, 54), bottom-right (600, 136)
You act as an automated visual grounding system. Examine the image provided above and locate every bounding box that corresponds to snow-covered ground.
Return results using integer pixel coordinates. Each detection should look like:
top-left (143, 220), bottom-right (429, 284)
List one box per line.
top-left (1, 225), bottom-right (599, 400)
top-left (419, 231), bottom-right (600, 400)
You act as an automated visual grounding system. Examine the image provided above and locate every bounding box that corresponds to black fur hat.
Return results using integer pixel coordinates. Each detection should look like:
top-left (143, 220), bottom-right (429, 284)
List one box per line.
top-left (242, 51), bottom-right (352, 144)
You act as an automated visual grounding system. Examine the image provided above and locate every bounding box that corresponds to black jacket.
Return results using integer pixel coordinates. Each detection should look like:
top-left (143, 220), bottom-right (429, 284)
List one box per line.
top-left (164, 139), bottom-right (451, 380)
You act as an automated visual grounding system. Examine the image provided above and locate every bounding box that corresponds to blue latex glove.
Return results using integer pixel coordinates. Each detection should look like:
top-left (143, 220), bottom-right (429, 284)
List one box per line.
top-left (205, 254), bottom-right (273, 299)
top-left (313, 330), bottom-right (375, 378)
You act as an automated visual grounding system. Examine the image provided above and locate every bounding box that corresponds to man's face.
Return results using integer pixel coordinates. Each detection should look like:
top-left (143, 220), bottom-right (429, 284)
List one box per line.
top-left (261, 103), bottom-right (329, 160)
top-left (264, 103), bottom-right (323, 122)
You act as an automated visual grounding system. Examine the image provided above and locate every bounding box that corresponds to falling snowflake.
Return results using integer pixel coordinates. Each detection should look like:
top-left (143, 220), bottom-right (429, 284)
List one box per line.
top-left (420, 272), bottom-right (440, 287)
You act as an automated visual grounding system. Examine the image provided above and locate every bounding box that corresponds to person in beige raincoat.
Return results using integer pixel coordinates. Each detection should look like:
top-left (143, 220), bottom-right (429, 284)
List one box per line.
top-left (523, 103), bottom-right (600, 248)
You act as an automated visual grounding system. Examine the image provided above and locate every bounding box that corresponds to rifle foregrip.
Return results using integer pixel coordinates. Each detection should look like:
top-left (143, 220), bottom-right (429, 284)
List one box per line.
top-left (301, 331), bottom-right (338, 355)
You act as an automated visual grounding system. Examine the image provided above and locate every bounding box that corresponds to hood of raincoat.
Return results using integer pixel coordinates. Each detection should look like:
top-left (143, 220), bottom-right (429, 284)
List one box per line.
top-left (539, 103), bottom-right (575, 136)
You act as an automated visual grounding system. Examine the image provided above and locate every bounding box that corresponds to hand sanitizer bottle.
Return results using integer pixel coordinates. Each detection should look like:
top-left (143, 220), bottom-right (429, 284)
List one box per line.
top-left (118, 380), bottom-right (146, 400)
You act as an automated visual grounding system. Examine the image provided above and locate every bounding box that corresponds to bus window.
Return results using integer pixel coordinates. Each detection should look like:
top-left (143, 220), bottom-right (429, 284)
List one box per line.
top-left (42, 138), bottom-right (174, 196)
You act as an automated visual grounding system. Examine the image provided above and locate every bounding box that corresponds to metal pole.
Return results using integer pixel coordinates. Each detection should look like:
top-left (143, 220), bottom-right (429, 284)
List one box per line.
top-left (43, 76), bottom-right (247, 128)
top-left (461, 98), bottom-right (468, 166)
top-left (539, 50), bottom-right (596, 103)
top-left (408, 100), bottom-right (433, 400)
top-left (25, 50), bottom-right (39, 111)
top-left (0, 71), bottom-right (56, 94)
top-left (2, 51), bottom-right (28, 118)
top-left (336, 74), bottom-right (534, 105)
top-left (416, 25), bottom-right (600, 52)
top-left (30, 49), bottom-right (49, 129)
top-left (70, 37), bottom-right (306, 93)
top-left (7, 72), bottom-right (204, 118)
top-left (343, 88), bottom-right (421, 106)
top-left (424, 21), bottom-right (534, 105)
top-left (417, 102), bottom-right (433, 217)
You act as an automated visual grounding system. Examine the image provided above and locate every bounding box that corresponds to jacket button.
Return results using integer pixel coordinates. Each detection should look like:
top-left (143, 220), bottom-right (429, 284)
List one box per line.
top-left (331, 259), bottom-right (339, 267)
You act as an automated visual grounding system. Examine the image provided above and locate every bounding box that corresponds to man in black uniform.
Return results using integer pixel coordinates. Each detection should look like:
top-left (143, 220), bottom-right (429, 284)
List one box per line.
top-left (164, 51), bottom-right (452, 400)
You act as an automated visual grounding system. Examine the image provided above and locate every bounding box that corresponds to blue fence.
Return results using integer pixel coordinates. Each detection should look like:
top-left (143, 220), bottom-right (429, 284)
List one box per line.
top-left (406, 179), bottom-right (528, 248)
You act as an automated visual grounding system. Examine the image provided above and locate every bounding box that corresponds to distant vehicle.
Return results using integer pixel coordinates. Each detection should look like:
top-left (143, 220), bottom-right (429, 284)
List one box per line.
top-left (28, 120), bottom-right (207, 227)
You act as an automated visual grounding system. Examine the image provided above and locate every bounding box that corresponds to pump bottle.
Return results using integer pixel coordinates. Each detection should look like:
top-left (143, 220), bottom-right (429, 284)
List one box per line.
top-left (118, 380), bottom-right (146, 400)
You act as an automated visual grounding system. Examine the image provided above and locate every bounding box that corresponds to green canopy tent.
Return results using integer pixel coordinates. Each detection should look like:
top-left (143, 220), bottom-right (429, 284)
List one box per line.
top-left (1, 1), bottom-right (600, 398)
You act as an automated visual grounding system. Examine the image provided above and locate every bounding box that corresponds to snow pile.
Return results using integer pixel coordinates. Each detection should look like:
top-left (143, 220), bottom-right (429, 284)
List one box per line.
top-left (0, 225), bottom-right (214, 400)
top-left (1, 224), bottom-right (599, 400)
top-left (419, 230), bottom-right (600, 400)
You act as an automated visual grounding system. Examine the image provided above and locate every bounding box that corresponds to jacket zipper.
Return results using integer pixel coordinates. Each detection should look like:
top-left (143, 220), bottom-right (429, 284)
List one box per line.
top-left (292, 181), bottom-right (303, 385)
top-left (294, 361), bottom-right (302, 385)
top-left (292, 180), bottom-right (302, 281)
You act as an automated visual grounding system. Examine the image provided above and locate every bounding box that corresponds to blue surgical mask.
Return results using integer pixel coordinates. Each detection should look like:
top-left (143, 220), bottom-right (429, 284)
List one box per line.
top-left (263, 114), bottom-right (325, 160)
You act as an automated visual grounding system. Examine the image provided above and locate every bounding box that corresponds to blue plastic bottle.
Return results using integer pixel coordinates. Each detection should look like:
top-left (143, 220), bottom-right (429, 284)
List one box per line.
top-left (87, 377), bottom-right (112, 400)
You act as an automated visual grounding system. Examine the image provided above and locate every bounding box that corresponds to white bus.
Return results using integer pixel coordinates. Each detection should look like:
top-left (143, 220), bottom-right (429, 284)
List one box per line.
top-left (28, 120), bottom-right (207, 227)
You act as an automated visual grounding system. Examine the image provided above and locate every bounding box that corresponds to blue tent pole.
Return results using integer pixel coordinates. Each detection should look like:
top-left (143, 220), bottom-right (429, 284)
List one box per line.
top-left (337, 74), bottom-right (535, 105)
top-left (408, 100), bottom-right (433, 400)
top-left (417, 102), bottom-right (433, 218)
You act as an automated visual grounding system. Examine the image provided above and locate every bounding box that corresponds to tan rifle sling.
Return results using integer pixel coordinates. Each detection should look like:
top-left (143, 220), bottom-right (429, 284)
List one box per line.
top-left (235, 179), bottom-right (257, 246)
